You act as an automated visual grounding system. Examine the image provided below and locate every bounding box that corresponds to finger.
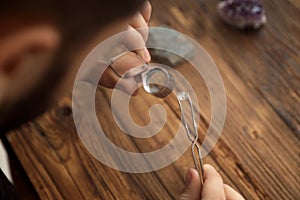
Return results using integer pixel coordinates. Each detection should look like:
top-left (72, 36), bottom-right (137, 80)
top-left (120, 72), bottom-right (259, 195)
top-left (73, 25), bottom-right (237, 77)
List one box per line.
top-left (201, 164), bottom-right (226, 200)
top-left (129, 12), bottom-right (149, 41)
top-left (99, 65), bottom-right (118, 89)
top-left (104, 51), bottom-right (147, 95)
top-left (110, 51), bottom-right (144, 76)
top-left (99, 65), bottom-right (138, 96)
top-left (140, 1), bottom-right (152, 23)
top-left (224, 184), bottom-right (245, 200)
top-left (179, 168), bottom-right (201, 200)
top-left (123, 26), bottom-right (151, 62)
top-left (76, 59), bottom-right (138, 96)
top-left (115, 76), bottom-right (139, 96)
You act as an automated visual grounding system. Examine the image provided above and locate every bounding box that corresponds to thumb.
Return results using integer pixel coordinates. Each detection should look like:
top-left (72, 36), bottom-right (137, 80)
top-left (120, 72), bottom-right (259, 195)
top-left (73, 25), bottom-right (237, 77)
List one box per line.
top-left (179, 168), bottom-right (201, 200)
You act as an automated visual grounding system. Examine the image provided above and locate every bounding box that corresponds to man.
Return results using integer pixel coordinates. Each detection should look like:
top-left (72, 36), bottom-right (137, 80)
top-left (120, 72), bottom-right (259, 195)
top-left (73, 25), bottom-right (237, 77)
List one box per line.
top-left (0, 0), bottom-right (244, 199)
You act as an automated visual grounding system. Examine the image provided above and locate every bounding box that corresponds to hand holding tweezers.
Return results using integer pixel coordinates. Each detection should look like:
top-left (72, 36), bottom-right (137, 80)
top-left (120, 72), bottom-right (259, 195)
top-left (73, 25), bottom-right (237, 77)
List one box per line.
top-left (177, 91), bottom-right (204, 186)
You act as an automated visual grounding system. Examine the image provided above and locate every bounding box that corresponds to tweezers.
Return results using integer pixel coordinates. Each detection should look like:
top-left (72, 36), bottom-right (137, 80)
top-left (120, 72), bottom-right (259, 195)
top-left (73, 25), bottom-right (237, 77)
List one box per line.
top-left (177, 91), bottom-right (204, 186)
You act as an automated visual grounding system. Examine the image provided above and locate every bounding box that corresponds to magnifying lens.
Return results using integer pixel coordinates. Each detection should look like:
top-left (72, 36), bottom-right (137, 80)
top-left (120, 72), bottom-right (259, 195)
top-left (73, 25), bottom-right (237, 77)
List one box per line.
top-left (122, 63), bottom-right (174, 98)
top-left (110, 54), bottom-right (175, 98)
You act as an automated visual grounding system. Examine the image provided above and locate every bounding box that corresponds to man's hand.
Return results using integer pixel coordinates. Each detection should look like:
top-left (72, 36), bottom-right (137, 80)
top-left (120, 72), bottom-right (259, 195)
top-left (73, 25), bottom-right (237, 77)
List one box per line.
top-left (179, 165), bottom-right (245, 200)
top-left (99, 1), bottom-right (152, 95)
top-left (128, 0), bottom-right (152, 60)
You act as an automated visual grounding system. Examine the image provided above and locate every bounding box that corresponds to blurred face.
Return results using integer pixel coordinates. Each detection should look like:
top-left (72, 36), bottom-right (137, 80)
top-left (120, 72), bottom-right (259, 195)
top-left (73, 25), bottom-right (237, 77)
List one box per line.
top-left (0, 12), bottom-right (131, 133)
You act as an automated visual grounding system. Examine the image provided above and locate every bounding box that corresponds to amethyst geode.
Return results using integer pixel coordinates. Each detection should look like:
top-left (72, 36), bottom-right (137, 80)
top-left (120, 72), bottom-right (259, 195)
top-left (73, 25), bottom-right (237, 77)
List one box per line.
top-left (218, 0), bottom-right (267, 29)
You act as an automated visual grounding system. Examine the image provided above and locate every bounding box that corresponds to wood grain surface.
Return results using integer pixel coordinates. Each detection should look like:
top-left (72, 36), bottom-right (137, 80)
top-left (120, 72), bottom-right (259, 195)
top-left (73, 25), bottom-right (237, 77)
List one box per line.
top-left (6, 0), bottom-right (300, 199)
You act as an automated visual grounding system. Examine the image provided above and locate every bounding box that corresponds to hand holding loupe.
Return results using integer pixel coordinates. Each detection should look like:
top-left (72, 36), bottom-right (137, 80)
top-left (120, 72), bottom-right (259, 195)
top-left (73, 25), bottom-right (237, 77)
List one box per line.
top-left (109, 53), bottom-right (175, 98)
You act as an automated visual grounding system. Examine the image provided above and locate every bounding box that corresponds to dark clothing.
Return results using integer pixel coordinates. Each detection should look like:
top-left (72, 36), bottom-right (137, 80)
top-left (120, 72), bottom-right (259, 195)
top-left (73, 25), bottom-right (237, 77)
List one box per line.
top-left (0, 135), bottom-right (19, 200)
top-left (0, 169), bottom-right (19, 200)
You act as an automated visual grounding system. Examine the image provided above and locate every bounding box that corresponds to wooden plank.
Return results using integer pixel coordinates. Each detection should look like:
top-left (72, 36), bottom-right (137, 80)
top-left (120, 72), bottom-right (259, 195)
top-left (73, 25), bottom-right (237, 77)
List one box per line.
top-left (150, 1), bottom-right (300, 199)
top-left (5, 0), bottom-right (300, 199)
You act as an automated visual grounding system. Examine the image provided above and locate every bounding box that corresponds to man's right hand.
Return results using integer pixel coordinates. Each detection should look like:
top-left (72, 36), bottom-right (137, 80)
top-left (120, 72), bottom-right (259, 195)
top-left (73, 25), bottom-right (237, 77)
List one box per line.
top-left (179, 164), bottom-right (245, 200)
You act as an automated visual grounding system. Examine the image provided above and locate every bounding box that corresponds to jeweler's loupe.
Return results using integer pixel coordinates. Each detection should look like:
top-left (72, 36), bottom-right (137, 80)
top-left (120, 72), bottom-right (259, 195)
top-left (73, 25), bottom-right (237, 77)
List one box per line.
top-left (123, 62), bottom-right (175, 98)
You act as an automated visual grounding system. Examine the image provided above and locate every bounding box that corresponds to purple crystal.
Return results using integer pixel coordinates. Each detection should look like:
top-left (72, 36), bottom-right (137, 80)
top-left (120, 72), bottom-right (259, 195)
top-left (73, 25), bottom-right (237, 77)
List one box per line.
top-left (218, 0), bottom-right (267, 29)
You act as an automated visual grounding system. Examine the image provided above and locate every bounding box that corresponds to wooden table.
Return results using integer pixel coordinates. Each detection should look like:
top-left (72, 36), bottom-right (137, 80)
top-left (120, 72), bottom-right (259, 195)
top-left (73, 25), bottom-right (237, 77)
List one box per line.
top-left (6, 0), bottom-right (300, 199)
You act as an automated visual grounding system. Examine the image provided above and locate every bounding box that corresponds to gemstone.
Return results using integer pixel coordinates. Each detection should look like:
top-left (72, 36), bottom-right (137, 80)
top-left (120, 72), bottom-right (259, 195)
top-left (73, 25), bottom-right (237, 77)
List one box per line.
top-left (177, 91), bottom-right (189, 101)
top-left (217, 0), bottom-right (267, 29)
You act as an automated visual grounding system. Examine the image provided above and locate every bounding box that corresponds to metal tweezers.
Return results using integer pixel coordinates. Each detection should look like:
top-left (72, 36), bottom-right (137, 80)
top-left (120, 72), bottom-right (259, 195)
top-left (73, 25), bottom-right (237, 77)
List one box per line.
top-left (177, 91), bottom-right (204, 186)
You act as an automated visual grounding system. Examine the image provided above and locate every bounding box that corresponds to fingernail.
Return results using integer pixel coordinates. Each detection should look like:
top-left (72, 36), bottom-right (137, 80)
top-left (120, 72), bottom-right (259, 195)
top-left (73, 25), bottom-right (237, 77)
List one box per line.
top-left (143, 47), bottom-right (151, 62)
top-left (185, 169), bottom-right (193, 186)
